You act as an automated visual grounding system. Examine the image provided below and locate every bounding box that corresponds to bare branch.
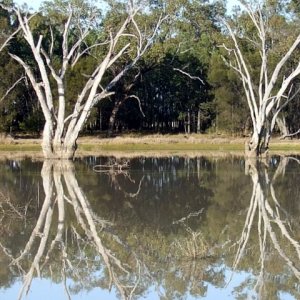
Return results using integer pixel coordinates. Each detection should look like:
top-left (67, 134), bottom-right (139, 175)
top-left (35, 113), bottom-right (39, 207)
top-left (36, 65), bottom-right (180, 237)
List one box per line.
top-left (222, 18), bottom-right (259, 121)
top-left (264, 34), bottom-right (300, 104)
top-left (0, 76), bottom-right (25, 102)
top-left (173, 68), bottom-right (204, 84)
top-left (0, 26), bottom-right (21, 52)
top-left (107, 43), bottom-right (131, 69)
top-left (49, 25), bottom-right (54, 57)
top-left (71, 40), bottom-right (110, 67)
top-left (9, 53), bottom-right (52, 123)
top-left (14, 9), bottom-right (54, 112)
top-left (280, 129), bottom-right (300, 140)
top-left (126, 95), bottom-right (145, 117)
top-left (0, 5), bottom-right (37, 52)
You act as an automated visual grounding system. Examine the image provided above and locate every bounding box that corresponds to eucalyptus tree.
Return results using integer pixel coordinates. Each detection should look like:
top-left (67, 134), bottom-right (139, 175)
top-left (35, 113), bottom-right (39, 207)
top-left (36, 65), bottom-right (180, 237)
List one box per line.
top-left (221, 0), bottom-right (300, 156)
top-left (0, 0), bottom-right (166, 159)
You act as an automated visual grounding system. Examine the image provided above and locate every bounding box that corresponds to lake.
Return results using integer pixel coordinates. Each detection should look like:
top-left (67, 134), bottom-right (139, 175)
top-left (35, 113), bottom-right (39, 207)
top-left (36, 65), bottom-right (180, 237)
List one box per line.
top-left (0, 155), bottom-right (300, 300)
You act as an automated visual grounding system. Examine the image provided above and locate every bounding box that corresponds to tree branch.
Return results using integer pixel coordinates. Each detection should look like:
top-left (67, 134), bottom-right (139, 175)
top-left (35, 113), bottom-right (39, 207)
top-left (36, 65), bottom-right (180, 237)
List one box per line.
top-left (173, 68), bottom-right (204, 84)
top-left (0, 76), bottom-right (25, 102)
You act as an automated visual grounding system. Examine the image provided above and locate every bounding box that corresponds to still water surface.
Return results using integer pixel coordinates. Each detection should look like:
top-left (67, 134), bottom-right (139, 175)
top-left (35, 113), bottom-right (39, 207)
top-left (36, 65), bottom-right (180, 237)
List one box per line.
top-left (0, 155), bottom-right (299, 299)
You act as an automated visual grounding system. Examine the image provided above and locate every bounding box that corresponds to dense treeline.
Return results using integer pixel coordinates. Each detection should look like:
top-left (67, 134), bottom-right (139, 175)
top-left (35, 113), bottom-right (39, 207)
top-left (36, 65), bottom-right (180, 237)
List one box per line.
top-left (0, 0), bottom-right (299, 138)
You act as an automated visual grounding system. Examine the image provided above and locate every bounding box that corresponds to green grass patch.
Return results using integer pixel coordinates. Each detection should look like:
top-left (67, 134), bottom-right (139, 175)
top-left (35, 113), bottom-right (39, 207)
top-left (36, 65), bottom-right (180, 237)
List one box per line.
top-left (270, 143), bottom-right (300, 151)
top-left (0, 138), bottom-right (299, 154)
top-left (0, 144), bottom-right (41, 151)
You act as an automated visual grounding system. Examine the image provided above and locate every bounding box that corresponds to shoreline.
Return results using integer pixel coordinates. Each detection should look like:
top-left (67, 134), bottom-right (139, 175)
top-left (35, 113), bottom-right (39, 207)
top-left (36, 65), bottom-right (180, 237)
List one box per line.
top-left (0, 134), bottom-right (299, 159)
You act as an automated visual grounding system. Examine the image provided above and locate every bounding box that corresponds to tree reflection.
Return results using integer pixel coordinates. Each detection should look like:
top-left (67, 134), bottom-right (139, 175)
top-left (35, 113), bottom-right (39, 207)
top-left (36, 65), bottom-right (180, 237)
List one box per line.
top-left (232, 157), bottom-right (300, 299)
top-left (0, 160), bottom-right (143, 300)
top-left (1, 156), bottom-right (300, 299)
top-left (0, 156), bottom-right (226, 299)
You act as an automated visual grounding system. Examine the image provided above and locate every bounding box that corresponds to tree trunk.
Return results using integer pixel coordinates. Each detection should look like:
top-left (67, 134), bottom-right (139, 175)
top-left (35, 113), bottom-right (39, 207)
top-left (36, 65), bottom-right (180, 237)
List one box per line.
top-left (98, 107), bottom-right (102, 131)
top-left (243, 116), bottom-right (251, 137)
top-left (197, 108), bottom-right (201, 134)
top-left (42, 139), bottom-right (77, 159)
top-left (42, 122), bottom-right (77, 159)
top-left (187, 109), bottom-right (191, 135)
top-left (107, 101), bottom-right (122, 137)
top-left (245, 126), bottom-right (270, 157)
top-left (276, 115), bottom-right (289, 137)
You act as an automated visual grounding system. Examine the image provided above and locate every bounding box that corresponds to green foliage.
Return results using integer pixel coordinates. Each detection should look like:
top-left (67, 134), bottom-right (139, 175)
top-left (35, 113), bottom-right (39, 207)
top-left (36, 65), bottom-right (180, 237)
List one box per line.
top-left (208, 51), bottom-right (248, 134)
top-left (40, 0), bottom-right (102, 25)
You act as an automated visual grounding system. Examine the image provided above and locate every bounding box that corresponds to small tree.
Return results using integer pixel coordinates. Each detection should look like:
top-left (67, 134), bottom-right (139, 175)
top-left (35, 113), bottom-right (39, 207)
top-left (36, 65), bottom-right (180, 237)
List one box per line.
top-left (221, 0), bottom-right (300, 156)
top-left (0, 0), bottom-right (165, 159)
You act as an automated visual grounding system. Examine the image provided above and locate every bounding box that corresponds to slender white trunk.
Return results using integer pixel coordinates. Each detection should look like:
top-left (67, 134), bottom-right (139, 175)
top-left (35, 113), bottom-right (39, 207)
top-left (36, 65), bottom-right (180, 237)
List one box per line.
top-left (187, 109), bottom-right (191, 134)
top-left (197, 108), bottom-right (201, 133)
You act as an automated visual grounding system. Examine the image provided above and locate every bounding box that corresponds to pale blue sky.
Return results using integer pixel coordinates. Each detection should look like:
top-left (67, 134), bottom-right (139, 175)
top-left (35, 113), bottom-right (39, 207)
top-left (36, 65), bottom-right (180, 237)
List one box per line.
top-left (15, 0), bottom-right (40, 9)
top-left (14, 0), bottom-right (239, 12)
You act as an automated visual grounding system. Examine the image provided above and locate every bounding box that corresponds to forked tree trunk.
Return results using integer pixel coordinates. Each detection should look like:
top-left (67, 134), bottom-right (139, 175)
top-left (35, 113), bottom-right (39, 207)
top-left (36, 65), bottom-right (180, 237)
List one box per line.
top-left (42, 123), bottom-right (78, 159)
top-left (245, 124), bottom-right (271, 157)
top-left (45, 140), bottom-right (77, 160)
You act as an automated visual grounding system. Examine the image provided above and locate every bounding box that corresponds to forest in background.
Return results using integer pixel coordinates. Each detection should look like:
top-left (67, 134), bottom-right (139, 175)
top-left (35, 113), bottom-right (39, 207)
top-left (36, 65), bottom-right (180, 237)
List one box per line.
top-left (0, 0), bottom-right (299, 138)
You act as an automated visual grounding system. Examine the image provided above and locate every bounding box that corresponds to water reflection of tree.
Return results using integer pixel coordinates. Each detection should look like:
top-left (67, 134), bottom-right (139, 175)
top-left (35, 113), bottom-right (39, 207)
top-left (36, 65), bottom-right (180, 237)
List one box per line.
top-left (0, 160), bottom-right (145, 300)
top-left (232, 157), bottom-right (300, 299)
top-left (3, 156), bottom-right (299, 299)
top-left (0, 156), bottom-right (228, 299)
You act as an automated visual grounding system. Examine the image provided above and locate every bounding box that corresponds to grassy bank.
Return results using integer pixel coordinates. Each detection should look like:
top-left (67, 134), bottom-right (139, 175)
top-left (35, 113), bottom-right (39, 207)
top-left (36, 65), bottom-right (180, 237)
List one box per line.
top-left (80, 142), bottom-right (244, 152)
top-left (79, 134), bottom-right (300, 153)
top-left (0, 133), bottom-right (299, 155)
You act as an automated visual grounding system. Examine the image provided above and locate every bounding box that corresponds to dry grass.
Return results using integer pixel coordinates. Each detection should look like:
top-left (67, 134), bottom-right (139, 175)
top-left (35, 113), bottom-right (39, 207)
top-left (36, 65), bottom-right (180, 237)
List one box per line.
top-left (78, 133), bottom-right (246, 153)
top-left (76, 149), bottom-right (245, 159)
top-left (78, 133), bottom-right (246, 145)
top-left (0, 134), bottom-right (41, 144)
top-left (0, 133), bottom-right (299, 159)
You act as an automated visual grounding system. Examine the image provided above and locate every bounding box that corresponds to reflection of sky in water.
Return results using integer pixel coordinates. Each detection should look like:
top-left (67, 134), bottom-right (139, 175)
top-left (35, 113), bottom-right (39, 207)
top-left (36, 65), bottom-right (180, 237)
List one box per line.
top-left (0, 279), bottom-right (116, 300)
top-left (0, 268), bottom-right (296, 299)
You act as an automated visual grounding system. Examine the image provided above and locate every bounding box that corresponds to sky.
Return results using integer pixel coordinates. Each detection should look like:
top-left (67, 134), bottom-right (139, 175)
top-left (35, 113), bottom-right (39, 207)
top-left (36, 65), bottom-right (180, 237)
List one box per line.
top-left (14, 0), bottom-right (239, 12)
top-left (14, 0), bottom-right (41, 10)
